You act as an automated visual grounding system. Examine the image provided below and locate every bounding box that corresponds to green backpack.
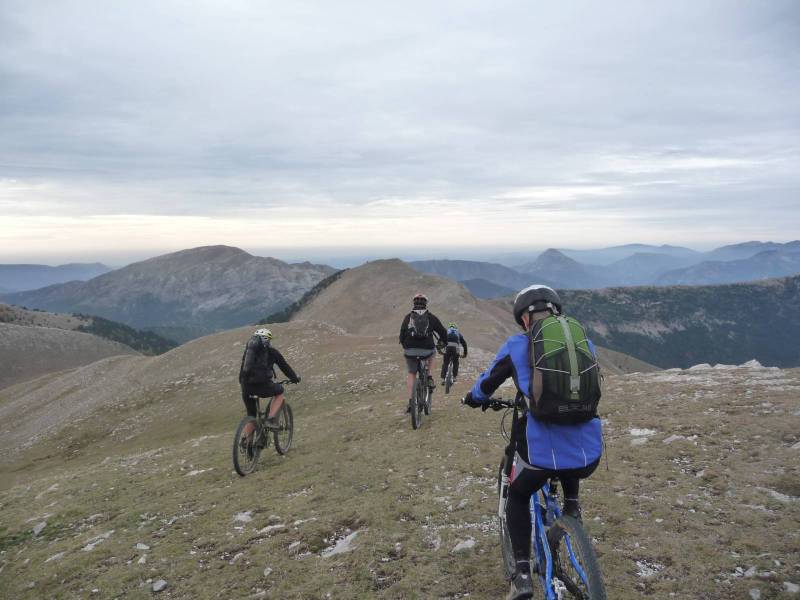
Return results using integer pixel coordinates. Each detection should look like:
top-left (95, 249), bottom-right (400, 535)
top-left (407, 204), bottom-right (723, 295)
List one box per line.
top-left (528, 313), bottom-right (601, 424)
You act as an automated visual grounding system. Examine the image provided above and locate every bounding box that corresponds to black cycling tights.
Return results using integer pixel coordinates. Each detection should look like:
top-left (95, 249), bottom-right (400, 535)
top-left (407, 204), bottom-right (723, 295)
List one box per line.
top-left (440, 349), bottom-right (460, 378)
top-left (506, 461), bottom-right (598, 562)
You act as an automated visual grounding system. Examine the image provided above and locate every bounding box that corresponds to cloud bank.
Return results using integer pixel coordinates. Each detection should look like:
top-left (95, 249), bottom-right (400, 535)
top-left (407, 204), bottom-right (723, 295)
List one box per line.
top-left (1, 0), bottom-right (798, 261)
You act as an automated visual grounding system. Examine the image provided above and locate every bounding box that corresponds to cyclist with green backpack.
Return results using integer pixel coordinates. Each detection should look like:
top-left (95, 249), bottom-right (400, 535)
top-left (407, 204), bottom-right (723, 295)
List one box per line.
top-left (399, 293), bottom-right (448, 410)
top-left (463, 285), bottom-right (602, 600)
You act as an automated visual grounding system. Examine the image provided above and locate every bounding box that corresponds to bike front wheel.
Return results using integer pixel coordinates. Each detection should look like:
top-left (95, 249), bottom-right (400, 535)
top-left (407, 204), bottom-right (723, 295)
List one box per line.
top-left (233, 416), bottom-right (262, 476)
top-left (273, 402), bottom-right (294, 455)
top-left (548, 514), bottom-right (607, 599)
top-left (497, 458), bottom-right (516, 580)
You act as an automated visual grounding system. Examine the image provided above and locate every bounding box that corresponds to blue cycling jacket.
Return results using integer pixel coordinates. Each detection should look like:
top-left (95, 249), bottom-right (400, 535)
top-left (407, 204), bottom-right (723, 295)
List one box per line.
top-left (470, 333), bottom-right (602, 470)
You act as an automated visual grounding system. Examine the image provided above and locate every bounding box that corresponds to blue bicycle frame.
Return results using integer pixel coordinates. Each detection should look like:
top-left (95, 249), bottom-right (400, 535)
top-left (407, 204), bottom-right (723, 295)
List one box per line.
top-left (531, 481), bottom-right (589, 599)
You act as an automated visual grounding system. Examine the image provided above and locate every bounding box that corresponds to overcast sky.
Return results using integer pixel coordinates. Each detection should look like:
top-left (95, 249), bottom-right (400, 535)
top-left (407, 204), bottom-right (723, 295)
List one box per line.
top-left (1, 0), bottom-right (798, 263)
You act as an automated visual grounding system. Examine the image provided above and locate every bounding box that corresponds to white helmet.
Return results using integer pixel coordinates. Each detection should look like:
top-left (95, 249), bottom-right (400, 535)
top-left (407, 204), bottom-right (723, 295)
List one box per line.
top-left (254, 328), bottom-right (273, 342)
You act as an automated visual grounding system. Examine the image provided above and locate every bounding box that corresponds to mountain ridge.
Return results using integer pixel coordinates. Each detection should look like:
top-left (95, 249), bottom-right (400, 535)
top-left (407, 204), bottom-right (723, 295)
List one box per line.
top-left (410, 241), bottom-right (800, 295)
top-left (2, 246), bottom-right (335, 339)
top-left (0, 262), bottom-right (112, 292)
top-left (557, 275), bottom-right (800, 368)
top-left (0, 303), bottom-right (176, 389)
top-left (656, 249), bottom-right (800, 285)
top-left (0, 321), bottom-right (796, 598)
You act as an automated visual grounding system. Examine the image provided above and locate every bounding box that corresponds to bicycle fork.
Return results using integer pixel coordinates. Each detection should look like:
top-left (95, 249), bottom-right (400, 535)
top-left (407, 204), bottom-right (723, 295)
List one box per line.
top-left (498, 471), bottom-right (510, 519)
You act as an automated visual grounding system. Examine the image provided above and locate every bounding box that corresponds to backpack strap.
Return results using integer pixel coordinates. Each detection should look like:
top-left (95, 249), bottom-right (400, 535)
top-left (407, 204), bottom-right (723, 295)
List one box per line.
top-left (556, 316), bottom-right (581, 399)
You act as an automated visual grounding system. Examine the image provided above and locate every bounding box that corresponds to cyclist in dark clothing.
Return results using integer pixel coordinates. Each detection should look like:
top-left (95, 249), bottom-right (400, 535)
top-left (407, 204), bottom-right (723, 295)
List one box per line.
top-left (238, 328), bottom-right (300, 429)
top-left (399, 293), bottom-right (448, 407)
top-left (440, 321), bottom-right (468, 385)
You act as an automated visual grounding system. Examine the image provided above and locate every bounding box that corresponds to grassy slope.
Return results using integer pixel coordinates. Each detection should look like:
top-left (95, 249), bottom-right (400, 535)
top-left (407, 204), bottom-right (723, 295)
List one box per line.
top-left (0, 303), bottom-right (176, 356)
top-left (1, 321), bottom-right (798, 599)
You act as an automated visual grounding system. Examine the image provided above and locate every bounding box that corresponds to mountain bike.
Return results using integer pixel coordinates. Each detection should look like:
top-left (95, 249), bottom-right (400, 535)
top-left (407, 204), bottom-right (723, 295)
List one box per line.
top-left (232, 380), bottom-right (295, 476)
top-left (405, 350), bottom-right (434, 429)
top-left (437, 345), bottom-right (465, 395)
top-left (477, 395), bottom-right (607, 600)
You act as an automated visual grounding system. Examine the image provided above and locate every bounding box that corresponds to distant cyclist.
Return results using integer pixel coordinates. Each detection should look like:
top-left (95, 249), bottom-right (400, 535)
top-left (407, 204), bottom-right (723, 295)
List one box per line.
top-left (399, 293), bottom-right (448, 410)
top-left (463, 285), bottom-right (602, 600)
top-left (238, 328), bottom-right (300, 430)
top-left (440, 321), bottom-right (468, 386)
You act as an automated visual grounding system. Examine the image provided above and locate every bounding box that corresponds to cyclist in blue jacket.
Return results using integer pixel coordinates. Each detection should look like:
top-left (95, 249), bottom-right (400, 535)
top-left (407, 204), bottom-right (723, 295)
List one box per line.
top-left (464, 284), bottom-right (602, 600)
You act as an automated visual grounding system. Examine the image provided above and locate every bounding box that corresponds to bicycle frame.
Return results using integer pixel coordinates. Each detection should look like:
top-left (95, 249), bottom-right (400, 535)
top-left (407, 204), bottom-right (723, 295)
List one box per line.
top-left (494, 395), bottom-right (591, 600)
top-left (251, 379), bottom-right (292, 427)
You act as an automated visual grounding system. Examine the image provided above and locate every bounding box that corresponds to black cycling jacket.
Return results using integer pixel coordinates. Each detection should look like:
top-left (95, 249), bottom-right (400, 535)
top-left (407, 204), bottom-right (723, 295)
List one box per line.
top-left (399, 310), bottom-right (448, 350)
top-left (446, 329), bottom-right (468, 355)
top-left (239, 336), bottom-right (299, 384)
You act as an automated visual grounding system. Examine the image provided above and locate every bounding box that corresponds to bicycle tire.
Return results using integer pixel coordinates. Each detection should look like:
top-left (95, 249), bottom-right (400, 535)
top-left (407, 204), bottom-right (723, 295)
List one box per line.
top-left (497, 458), bottom-right (516, 579)
top-left (445, 367), bottom-right (452, 394)
top-left (273, 402), bottom-right (294, 455)
top-left (233, 416), bottom-right (262, 476)
top-left (424, 385), bottom-right (432, 415)
top-left (548, 515), bottom-right (607, 599)
top-left (411, 374), bottom-right (424, 429)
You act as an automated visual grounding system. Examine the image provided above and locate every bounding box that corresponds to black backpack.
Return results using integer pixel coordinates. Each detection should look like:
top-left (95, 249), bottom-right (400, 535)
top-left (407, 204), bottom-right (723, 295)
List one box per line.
top-left (239, 336), bottom-right (275, 384)
top-left (408, 311), bottom-right (430, 340)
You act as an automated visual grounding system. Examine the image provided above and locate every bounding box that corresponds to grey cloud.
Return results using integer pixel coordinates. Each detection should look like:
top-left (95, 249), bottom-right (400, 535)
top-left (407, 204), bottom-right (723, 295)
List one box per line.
top-left (0, 0), bottom-right (797, 241)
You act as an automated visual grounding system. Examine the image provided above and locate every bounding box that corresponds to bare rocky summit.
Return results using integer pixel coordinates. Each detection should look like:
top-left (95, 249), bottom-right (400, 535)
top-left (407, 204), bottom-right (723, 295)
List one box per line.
top-left (290, 258), bottom-right (658, 373)
top-left (2, 246), bottom-right (335, 339)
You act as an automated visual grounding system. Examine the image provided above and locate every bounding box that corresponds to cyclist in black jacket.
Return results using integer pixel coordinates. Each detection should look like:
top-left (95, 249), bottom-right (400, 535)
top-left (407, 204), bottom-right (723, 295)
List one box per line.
top-left (239, 328), bottom-right (300, 429)
top-left (440, 322), bottom-right (468, 385)
top-left (399, 293), bottom-right (448, 408)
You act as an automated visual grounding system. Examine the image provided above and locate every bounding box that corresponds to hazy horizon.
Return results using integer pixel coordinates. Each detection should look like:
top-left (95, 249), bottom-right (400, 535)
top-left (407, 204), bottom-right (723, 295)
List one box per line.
top-left (3, 237), bottom-right (799, 270)
top-left (2, 1), bottom-right (798, 260)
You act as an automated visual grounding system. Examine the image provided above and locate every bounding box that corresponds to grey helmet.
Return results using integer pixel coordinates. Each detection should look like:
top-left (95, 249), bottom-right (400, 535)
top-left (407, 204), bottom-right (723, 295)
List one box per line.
top-left (513, 284), bottom-right (562, 328)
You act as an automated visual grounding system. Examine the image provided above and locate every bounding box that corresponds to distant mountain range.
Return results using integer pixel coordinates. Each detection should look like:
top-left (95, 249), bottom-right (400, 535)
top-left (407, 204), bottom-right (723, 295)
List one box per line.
top-left (0, 262), bottom-right (111, 292)
top-left (656, 249), bottom-right (800, 285)
top-left (558, 243), bottom-right (700, 266)
top-left (412, 241), bottom-right (800, 295)
top-left (560, 275), bottom-right (800, 368)
top-left (1, 246), bottom-right (335, 341)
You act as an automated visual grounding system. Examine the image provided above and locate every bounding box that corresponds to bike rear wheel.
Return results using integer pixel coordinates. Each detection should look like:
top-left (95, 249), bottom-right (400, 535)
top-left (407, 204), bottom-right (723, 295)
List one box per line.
top-left (445, 365), bottom-right (452, 394)
top-left (273, 402), bottom-right (294, 455)
top-left (423, 375), bottom-right (432, 415)
top-left (411, 373), bottom-right (424, 429)
top-left (548, 515), bottom-right (607, 599)
top-left (233, 416), bottom-right (262, 476)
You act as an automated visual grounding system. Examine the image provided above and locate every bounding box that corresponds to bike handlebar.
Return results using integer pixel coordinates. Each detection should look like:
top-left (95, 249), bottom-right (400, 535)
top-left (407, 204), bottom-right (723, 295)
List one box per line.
top-left (460, 396), bottom-right (520, 411)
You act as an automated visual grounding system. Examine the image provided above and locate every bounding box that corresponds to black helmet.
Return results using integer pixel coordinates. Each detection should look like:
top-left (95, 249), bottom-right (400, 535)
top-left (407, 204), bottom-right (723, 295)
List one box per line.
top-left (513, 284), bottom-right (562, 328)
top-left (413, 293), bottom-right (428, 309)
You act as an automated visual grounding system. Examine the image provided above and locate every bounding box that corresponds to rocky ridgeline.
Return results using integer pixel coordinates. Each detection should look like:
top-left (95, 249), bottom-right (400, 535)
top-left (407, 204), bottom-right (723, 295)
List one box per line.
top-left (2, 246), bottom-right (335, 337)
